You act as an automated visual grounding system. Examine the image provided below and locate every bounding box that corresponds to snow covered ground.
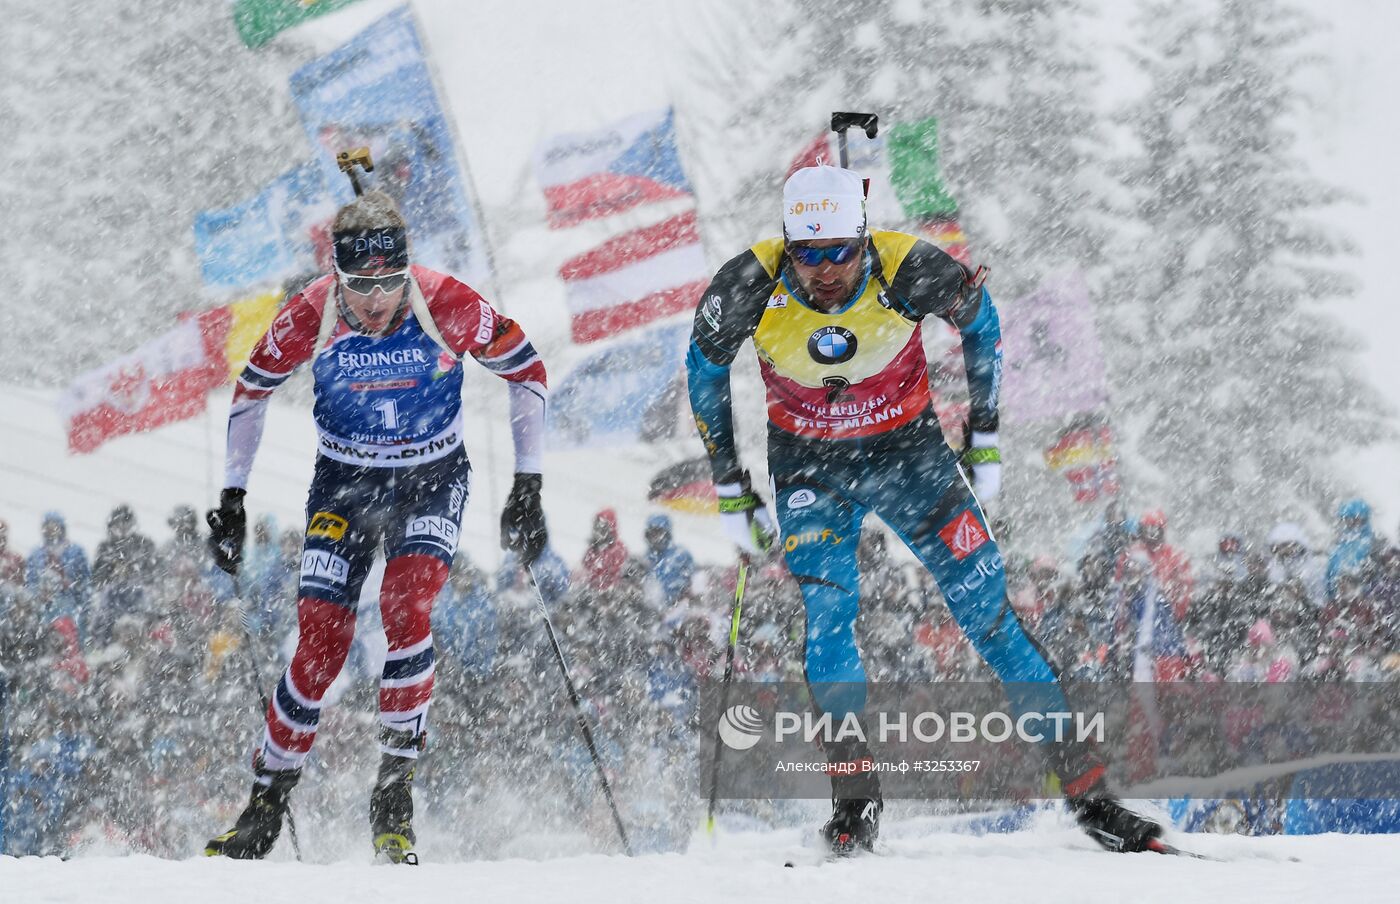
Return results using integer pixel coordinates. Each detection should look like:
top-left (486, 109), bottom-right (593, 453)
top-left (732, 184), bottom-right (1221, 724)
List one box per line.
top-left (2, 821), bottom-right (1394, 904)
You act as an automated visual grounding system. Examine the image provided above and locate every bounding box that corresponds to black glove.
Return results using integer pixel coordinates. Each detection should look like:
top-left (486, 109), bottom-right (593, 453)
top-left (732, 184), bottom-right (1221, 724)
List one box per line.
top-left (206, 487), bottom-right (247, 576)
top-left (500, 473), bottom-right (547, 565)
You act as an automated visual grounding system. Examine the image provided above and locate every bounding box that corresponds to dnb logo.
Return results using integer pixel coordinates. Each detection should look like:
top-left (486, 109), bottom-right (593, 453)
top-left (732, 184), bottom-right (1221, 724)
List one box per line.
top-left (938, 509), bottom-right (990, 561)
top-left (301, 550), bottom-right (350, 588)
top-left (808, 326), bottom-right (857, 365)
top-left (718, 704), bottom-right (764, 751)
top-left (406, 515), bottom-right (459, 553)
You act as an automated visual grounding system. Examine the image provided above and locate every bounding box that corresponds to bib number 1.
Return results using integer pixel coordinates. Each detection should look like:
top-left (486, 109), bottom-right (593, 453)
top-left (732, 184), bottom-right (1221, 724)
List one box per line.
top-left (372, 398), bottom-right (400, 430)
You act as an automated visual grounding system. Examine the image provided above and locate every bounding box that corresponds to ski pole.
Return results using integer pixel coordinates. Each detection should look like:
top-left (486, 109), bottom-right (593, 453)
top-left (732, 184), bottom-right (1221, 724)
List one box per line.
top-left (706, 556), bottom-right (750, 839)
top-left (830, 112), bottom-right (879, 168)
top-left (0, 665), bottom-right (9, 852)
top-left (229, 572), bottom-right (303, 861)
top-left (526, 564), bottom-right (633, 856)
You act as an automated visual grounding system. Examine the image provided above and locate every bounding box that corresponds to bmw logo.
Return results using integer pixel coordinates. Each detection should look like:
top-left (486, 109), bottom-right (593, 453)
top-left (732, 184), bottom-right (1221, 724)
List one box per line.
top-left (808, 326), bottom-right (858, 365)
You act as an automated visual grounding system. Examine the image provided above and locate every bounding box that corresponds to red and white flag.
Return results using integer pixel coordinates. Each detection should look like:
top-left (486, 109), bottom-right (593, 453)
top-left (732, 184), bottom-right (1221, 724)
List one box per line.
top-left (534, 108), bottom-right (692, 229)
top-left (61, 294), bottom-right (280, 453)
top-left (558, 210), bottom-right (708, 344)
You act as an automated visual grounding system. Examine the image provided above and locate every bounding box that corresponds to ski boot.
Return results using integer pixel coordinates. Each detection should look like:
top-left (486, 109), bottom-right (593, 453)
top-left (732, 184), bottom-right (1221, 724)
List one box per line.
top-left (822, 797), bottom-right (882, 855)
top-left (1067, 792), bottom-right (1163, 853)
top-left (204, 760), bottom-right (300, 859)
top-left (820, 737), bottom-right (882, 856)
top-left (370, 726), bottom-right (425, 864)
top-left (1052, 747), bottom-right (1164, 852)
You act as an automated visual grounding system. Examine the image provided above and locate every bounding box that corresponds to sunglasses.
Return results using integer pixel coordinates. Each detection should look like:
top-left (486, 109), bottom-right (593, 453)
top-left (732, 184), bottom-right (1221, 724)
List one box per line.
top-left (337, 267), bottom-right (409, 295)
top-left (788, 241), bottom-right (862, 267)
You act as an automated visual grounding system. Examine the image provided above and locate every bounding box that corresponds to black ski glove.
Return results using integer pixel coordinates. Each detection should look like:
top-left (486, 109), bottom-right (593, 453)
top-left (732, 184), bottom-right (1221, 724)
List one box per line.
top-left (206, 487), bottom-right (247, 576)
top-left (500, 473), bottom-right (547, 565)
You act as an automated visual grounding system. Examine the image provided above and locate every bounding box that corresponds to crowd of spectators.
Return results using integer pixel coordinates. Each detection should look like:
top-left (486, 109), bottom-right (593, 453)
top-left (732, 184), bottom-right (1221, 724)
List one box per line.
top-left (2, 496), bottom-right (1398, 858)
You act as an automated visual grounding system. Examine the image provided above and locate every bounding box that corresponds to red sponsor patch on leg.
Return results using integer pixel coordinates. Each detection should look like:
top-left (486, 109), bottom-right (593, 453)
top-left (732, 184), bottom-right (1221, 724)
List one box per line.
top-left (938, 509), bottom-right (989, 560)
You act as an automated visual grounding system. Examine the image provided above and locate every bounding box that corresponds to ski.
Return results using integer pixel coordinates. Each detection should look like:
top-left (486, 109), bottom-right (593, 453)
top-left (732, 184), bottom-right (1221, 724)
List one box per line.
top-left (1146, 838), bottom-right (1222, 861)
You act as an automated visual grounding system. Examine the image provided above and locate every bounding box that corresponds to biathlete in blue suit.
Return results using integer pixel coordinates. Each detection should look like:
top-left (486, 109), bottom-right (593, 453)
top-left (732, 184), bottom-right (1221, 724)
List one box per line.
top-left (686, 165), bottom-right (1162, 855)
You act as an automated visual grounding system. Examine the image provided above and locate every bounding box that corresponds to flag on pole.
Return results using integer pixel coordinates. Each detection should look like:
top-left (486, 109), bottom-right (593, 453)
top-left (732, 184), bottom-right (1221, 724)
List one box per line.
top-left (1000, 272), bottom-right (1111, 423)
top-left (647, 458), bottom-right (718, 514)
top-left (886, 118), bottom-right (960, 221)
top-left (290, 6), bottom-right (493, 287)
top-left (234, 0), bottom-right (366, 49)
top-left (1043, 414), bottom-right (1121, 503)
top-left (193, 162), bottom-right (331, 294)
top-left (62, 294), bottom-right (281, 454)
top-left (549, 324), bottom-right (689, 448)
top-left (557, 211), bottom-right (707, 344)
top-left (535, 108), bottom-right (692, 229)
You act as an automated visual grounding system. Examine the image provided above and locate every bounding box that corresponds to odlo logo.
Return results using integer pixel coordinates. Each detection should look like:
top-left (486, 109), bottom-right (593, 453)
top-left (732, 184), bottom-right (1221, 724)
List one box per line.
top-left (938, 509), bottom-right (989, 561)
top-left (718, 704), bottom-right (764, 751)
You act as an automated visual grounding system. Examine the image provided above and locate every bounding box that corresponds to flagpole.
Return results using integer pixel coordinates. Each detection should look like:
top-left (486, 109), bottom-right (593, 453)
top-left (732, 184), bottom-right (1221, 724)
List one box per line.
top-left (205, 403), bottom-right (215, 503)
top-left (406, 5), bottom-right (503, 306)
top-left (406, 4), bottom-right (505, 546)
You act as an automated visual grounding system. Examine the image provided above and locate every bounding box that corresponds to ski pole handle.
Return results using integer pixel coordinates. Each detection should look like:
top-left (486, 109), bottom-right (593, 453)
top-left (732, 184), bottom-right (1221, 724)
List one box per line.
top-left (830, 112), bottom-right (879, 168)
top-left (336, 147), bottom-right (374, 197)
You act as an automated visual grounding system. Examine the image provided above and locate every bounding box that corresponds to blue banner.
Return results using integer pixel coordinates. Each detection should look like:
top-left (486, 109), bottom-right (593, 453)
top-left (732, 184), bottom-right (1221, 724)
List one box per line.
top-left (288, 5), bottom-right (491, 287)
top-left (549, 324), bottom-right (688, 448)
top-left (193, 161), bottom-right (331, 292)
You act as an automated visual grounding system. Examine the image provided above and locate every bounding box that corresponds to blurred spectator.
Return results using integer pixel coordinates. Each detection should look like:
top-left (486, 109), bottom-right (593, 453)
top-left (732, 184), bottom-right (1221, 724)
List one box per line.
top-left (435, 553), bottom-right (498, 682)
top-left (1373, 546), bottom-right (1400, 622)
top-left (1266, 521), bottom-right (1326, 608)
top-left (579, 509), bottom-right (628, 596)
top-left (0, 580), bottom-right (52, 675)
top-left (25, 512), bottom-right (91, 630)
top-left (244, 527), bottom-right (301, 649)
top-left (496, 545), bottom-right (571, 605)
top-left (1189, 534), bottom-right (1266, 674)
top-left (6, 487), bottom-right (1400, 859)
top-left (914, 604), bottom-right (975, 679)
top-left (1324, 575), bottom-right (1380, 647)
top-left (1326, 498), bottom-right (1378, 603)
top-left (0, 517), bottom-right (24, 586)
top-left (644, 514), bottom-right (695, 607)
top-left (858, 531), bottom-right (905, 612)
top-left (90, 505), bottom-right (157, 646)
top-left (1112, 549), bottom-right (1188, 681)
top-left (160, 505), bottom-right (203, 571)
top-left (146, 505), bottom-right (237, 691)
top-left (159, 504), bottom-right (234, 602)
top-left (1129, 510), bottom-right (1194, 622)
top-left (241, 514), bottom-right (281, 597)
top-left (1077, 500), bottom-right (1133, 613)
top-left (1013, 556), bottom-right (1078, 666)
top-left (1228, 618), bottom-right (1298, 682)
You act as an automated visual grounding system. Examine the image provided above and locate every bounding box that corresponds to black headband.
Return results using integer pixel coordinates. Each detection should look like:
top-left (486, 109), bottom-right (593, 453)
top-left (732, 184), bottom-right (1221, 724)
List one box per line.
top-left (333, 226), bottom-right (408, 272)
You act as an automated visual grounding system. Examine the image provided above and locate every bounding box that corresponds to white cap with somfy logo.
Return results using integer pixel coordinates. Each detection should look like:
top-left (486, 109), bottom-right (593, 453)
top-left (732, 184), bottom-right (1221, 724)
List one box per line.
top-left (782, 165), bottom-right (868, 241)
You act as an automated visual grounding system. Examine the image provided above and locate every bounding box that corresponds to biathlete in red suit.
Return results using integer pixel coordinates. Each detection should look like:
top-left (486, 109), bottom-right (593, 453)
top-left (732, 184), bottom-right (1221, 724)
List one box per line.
top-left (204, 191), bottom-right (549, 863)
